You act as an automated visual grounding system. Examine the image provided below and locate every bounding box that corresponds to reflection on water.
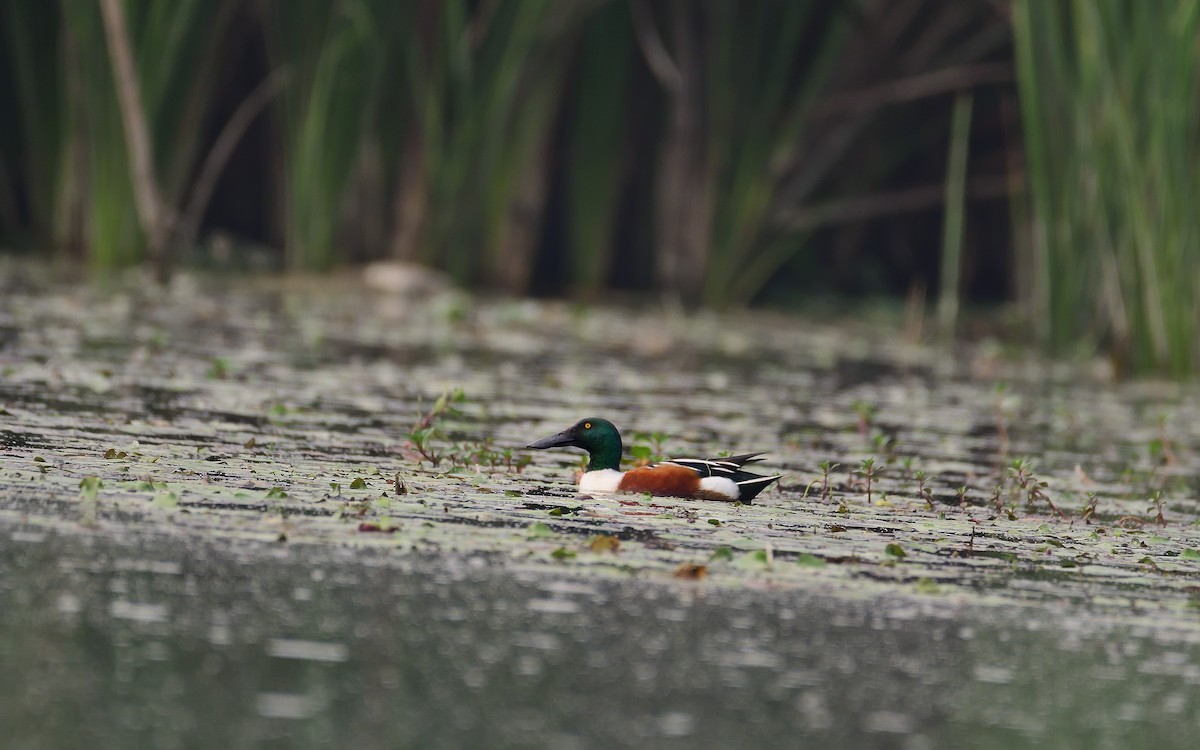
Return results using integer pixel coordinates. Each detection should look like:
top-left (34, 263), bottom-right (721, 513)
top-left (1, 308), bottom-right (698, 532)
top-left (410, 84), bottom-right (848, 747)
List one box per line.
top-left (1, 526), bottom-right (1195, 750)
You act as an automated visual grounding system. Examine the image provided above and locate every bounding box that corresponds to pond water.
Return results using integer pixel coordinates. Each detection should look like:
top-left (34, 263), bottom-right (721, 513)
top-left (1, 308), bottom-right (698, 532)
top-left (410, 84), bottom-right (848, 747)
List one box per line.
top-left (2, 525), bottom-right (1197, 750)
top-left (1, 263), bottom-right (1198, 747)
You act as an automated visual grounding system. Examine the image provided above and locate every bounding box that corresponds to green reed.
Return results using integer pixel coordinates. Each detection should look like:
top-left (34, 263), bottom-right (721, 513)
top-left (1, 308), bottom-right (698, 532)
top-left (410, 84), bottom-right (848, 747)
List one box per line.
top-left (1014, 0), bottom-right (1200, 374)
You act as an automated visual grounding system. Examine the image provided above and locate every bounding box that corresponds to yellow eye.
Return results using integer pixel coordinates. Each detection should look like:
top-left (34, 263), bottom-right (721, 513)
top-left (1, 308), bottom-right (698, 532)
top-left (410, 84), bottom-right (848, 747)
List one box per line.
top-left (584, 422), bottom-right (592, 429)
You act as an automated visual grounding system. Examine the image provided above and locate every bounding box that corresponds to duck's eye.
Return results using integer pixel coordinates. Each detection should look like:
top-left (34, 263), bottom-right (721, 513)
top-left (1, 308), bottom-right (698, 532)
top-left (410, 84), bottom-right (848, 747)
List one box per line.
top-left (584, 422), bottom-right (592, 430)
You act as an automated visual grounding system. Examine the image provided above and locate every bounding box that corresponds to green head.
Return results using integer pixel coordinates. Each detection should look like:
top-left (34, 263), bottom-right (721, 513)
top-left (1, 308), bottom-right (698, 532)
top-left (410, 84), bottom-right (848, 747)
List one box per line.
top-left (527, 418), bottom-right (623, 471)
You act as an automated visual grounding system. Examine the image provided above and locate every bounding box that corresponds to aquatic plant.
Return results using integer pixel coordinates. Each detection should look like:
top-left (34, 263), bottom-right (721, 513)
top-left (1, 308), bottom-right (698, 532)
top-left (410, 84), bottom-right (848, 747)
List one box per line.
top-left (852, 400), bottom-right (874, 436)
top-left (1008, 457), bottom-right (1063, 518)
top-left (0, 0), bottom-right (1013, 312)
top-left (1080, 492), bottom-right (1099, 524)
top-left (5, 0), bottom-right (249, 272)
top-left (856, 457), bottom-right (877, 504)
top-left (1148, 490), bottom-right (1167, 527)
top-left (937, 92), bottom-right (973, 337)
top-left (402, 387), bottom-right (467, 467)
top-left (263, 0), bottom-right (391, 270)
top-left (992, 382), bottom-right (1014, 459)
top-left (1013, 0), bottom-right (1200, 374)
top-left (628, 430), bottom-right (669, 465)
top-left (806, 460), bottom-right (840, 503)
top-left (915, 470), bottom-right (933, 511)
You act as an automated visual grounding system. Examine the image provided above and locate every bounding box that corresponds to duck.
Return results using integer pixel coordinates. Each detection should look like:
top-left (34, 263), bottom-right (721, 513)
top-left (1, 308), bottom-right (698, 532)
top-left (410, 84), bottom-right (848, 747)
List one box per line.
top-left (527, 418), bottom-right (781, 503)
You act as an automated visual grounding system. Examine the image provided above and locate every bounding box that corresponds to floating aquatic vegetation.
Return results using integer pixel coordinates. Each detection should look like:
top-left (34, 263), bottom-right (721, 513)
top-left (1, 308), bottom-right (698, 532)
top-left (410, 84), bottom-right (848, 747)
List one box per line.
top-left (0, 268), bottom-right (1198, 632)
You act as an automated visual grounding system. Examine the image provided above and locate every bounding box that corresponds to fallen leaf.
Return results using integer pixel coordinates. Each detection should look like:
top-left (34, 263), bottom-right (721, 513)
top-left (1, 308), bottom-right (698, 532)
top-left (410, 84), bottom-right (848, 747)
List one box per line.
top-left (358, 522), bottom-right (399, 533)
top-left (588, 535), bottom-right (620, 553)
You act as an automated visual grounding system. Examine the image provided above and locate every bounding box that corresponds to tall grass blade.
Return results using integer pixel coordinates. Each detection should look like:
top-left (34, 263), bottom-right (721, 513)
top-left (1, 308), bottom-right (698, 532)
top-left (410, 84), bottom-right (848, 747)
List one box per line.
top-left (51, 0), bottom-right (237, 269)
top-left (0, 0), bottom-right (68, 251)
top-left (564, 2), bottom-right (632, 295)
top-left (265, 0), bottom-right (387, 270)
top-left (1013, 0), bottom-right (1200, 373)
top-left (394, 0), bottom-right (595, 290)
top-left (938, 92), bottom-right (973, 337)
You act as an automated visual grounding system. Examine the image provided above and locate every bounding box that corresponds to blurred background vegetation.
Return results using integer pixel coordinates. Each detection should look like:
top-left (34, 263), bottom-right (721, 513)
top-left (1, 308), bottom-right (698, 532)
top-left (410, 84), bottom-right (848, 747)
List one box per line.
top-left (0, 0), bottom-right (1196, 374)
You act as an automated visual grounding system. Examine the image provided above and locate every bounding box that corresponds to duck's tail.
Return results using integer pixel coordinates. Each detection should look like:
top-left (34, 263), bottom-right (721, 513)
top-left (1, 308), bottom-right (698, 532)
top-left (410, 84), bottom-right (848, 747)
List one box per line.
top-left (734, 473), bottom-right (782, 502)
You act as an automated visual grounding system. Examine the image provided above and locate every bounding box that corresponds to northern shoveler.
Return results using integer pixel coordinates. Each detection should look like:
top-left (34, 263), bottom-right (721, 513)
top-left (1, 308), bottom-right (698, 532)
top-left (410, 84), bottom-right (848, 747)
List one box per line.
top-left (527, 418), bottom-right (781, 503)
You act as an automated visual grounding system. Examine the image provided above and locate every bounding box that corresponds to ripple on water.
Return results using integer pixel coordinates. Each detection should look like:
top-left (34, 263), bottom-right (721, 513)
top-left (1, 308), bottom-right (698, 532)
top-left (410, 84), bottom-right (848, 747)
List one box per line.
top-left (526, 597), bottom-right (581, 614)
top-left (862, 710), bottom-right (917, 734)
top-left (254, 692), bottom-right (323, 720)
top-left (112, 558), bottom-right (183, 575)
top-left (972, 664), bottom-right (1014, 683)
top-left (108, 599), bottom-right (168, 623)
top-left (265, 638), bottom-right (349, 663)
top-left (657, 711), bottom-right (696, 737)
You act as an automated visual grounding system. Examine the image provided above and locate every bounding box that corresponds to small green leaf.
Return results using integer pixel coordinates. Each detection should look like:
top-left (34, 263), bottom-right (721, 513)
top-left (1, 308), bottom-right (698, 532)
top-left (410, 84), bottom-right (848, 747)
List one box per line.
top-left (710, 546), bottom-right (734, 561)
top-left (527, 522), bottom-right (552, 538)
top-left (152, 492), bottom-right (180, 509)
top-left (550, 547), bottom-right (576, 560)
top-left (548, 507), bottom-right (563, 516)
top-left (974, 550), bottom-right (1018, 563)
top-left (734, 550), bottom-right (770, 569)
top-left (504, 490), bottom-right (521, 497)
top-left (1181, 548), bottom-right (1200, 560)
top-left (884, 543), bottom-right (906, 558)
top-left (914, 578), bottom-right (939, 594)
top-left (796, 553), bottom-right (825, 568)
top-left (265, 487), bottom-right (288, 499)
top-left (78, 476), bottom-right (103, 501)
top-left (707, 518), bottom-right (721, 526)
top-left (33, 456), bottom-right (45, 463)
top-left (349, 477), bottom-right (367, 490)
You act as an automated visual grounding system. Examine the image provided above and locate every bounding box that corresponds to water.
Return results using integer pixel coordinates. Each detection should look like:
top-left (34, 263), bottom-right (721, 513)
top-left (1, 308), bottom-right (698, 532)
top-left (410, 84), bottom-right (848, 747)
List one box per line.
top-left (2, 525), bottom-right (1197, 750)
top-left (1, 263), bottom-right (1199, 747)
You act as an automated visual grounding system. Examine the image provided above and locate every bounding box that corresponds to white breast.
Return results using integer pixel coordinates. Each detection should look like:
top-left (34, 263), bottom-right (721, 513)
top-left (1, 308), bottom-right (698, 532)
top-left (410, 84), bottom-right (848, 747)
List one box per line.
top-left (699, 476), bottom-right (739, 500)
top-left (579, 469), bottom-right (624, 494)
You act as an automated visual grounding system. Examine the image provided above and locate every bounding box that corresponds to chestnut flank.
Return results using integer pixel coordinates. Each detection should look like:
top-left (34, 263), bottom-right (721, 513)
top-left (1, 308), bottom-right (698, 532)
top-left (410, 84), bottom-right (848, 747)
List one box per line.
top-left (618, 465), bottom-right (701, 497)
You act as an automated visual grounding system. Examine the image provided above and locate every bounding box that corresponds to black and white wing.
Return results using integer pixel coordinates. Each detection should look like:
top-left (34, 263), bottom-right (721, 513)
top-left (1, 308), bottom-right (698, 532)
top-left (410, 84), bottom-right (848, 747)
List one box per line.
top-left (662, 453), bottom-right (779, 502)
top-left (665, 453), bottom-right (766, 478)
